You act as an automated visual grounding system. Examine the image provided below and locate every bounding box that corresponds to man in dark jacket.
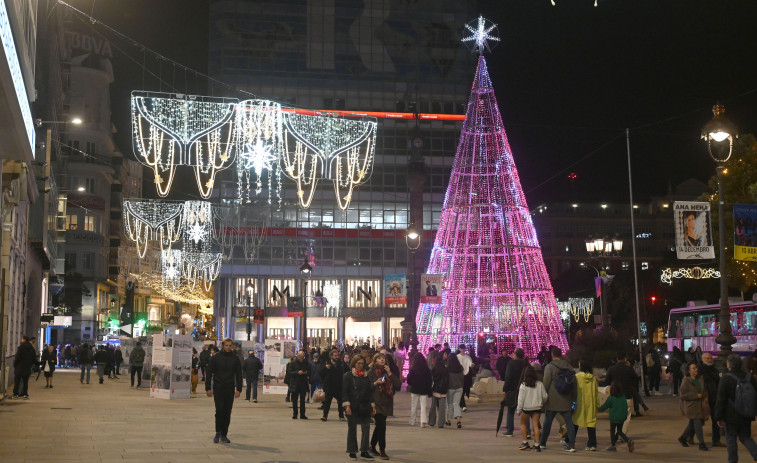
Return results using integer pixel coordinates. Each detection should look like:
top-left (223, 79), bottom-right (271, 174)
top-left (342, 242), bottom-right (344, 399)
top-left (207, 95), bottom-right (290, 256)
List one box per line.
top-left (94, 345), bottom-right (108, 384)
top-left (243, 350), bottom-right (263, 402)
top-left (496, 350), bottom-right (511, 381)
top-left (699, 352), bottom-right (725, 447)
top-left (502, 348), bottom-right (527, 436)
top-left (13, 336), bottom-right (37, 399)
top-left (79, 342), bottom-right (93, 384)
top-left (206, 338), bottom-right (243, 443)
top-left (129, 342), bottom-right (146, 388)
top-left (290, 349), bottom-right (311, 419)
top-left (714, 353), bottom-right (757, 463)
top-left (606, 352), bottom-right (643, 416)
top-left (199, 344), bottom-right (211, 380)
top-left (320, 349), bottom-right (346, 421)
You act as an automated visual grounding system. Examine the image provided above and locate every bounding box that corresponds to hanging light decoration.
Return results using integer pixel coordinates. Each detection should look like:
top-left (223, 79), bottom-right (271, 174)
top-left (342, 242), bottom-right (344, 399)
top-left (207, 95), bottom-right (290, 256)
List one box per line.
top-left (281, 113), bottom-right (376, 209)
top-left (235, 99), bottom-right (283, 207)
top-left (131, 91), bottom-right (238, 198)
top-left (323, 282), bottom-right (342, 318)
top-left (214, 203), bottom-right (269, 262)
top-left (568, 297), bottom-right (594, 322)
top-left (181, 200), bottom-right (222, 292)
top-left (123, 199), bottom-right (184, 258)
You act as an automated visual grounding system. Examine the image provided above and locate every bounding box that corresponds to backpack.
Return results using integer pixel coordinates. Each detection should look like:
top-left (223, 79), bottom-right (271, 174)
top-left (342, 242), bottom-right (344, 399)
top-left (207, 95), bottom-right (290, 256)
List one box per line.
top-left (554, 366), bottom-right (576, 394)
top-left (645, 353), bottom-right (654, 368)
top-left (79, 345), bottom-right (92, 363)
top-left (726, 372), bottom-right (757, 418)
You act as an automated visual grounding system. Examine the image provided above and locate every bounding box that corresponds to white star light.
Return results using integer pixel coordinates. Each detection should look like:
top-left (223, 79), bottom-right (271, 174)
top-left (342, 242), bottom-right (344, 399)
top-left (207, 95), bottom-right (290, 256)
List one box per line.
top-left (241, 138), bottom-right (276, 177)
top-left (187, 221), bottom-right (207, 244)
top-left (461, 16), bottom-right (500, 54)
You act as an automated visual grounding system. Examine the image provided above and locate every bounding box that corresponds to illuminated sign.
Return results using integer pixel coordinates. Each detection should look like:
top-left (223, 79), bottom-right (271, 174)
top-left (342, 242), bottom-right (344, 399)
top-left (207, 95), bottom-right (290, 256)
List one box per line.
top-left (0, 0), bottom-right (34, 154)
top-left (53, 316), bottom-right (73, 327)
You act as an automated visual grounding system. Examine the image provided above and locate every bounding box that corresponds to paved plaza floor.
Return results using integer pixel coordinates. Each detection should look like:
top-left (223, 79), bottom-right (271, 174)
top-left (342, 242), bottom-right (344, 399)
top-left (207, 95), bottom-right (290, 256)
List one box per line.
top-left (0, 369), bottom-right (731, 462)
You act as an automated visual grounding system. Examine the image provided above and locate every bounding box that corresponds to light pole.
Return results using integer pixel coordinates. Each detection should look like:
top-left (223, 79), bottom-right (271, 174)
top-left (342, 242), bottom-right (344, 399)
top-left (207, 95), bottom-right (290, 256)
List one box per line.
top-left (299, 258), bottom-right (312, 350)
top-left (702, 103), bottom-right (737, 360)
top-left (584, 234), bottom-right (623, 328)
top-left (403, 222), bottom-right (421, 352)
top-left (245, 283), bottom-right (254, 341)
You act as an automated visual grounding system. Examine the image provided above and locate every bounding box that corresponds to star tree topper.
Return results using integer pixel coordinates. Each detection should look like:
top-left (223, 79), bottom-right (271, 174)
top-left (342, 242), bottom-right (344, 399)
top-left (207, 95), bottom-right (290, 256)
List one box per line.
top-left (461, 16), bottom-right (500, 55)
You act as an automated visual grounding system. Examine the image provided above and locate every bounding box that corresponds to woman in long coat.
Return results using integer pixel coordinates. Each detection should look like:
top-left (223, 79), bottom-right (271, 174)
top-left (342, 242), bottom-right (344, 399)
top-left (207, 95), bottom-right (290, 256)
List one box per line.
top-left (678, 361), bottom-right (709, 451)
top-left (573, 358), bottom-right (600, 450)
top-left (41, 344), bottom-right (57, 388)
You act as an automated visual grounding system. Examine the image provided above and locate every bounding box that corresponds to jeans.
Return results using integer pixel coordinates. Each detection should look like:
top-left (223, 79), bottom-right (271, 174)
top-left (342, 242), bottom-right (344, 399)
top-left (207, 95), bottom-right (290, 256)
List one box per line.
top-left (409, 393), bottom-right (428, 425)
top-left (725, 422), bottom-right (757, 463)
top-left (371, 413), bottom-right (387, 451)
top-left (506, 406), bottom-right (516, 434)
top-left (323, 390), bottom-right (343, 418)
top-left (574, 426), bottom-right (597, 448)
top-left (13, 373), bottom-right (29, 396)
top-left (80, 364), bottom-right (91, 383)
top-left (245, 376), bottom-right (258, 400)
top-left (447, 388), bottom-right (463, 420)
top-left (347, 413), bottom-right (371, 453)
top-left (291, 387), bottom-right (307, 417)
top-left (708, 397), bottom-right (721, 443)
top-left (540, 410), bottom-right (576, 449)
top-left (97, 364), bottom-right (106, 381)
top-left (213, 387), bottom-right (236, 435)
top-left (682, 418), bottom-right (705, 444)
top-left (310, 379), bottom-right (321, 399)
top-left (130, 366), bottom-right (143, 387)
top-left (610, 421), bottom-right (629, 446)
top-left (428, 396), bottom-right (447, 428)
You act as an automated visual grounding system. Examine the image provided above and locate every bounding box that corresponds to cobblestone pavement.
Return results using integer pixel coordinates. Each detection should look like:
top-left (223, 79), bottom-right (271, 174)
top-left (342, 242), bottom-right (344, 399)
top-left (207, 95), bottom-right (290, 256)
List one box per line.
top-left (0, 369), bottom-right (725, 462)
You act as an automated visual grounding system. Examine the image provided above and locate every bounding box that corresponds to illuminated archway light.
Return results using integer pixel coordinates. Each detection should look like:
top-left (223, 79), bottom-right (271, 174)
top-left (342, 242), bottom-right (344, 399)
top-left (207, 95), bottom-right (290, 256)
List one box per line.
top-left (123, 199), bottom-right (184, 258)
top-left (661, 266), bottom-right (720, 285)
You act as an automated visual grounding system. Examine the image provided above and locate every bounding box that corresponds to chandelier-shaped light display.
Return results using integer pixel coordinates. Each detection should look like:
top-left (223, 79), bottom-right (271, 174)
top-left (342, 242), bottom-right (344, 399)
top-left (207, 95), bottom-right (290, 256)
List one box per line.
top-left (123, 199), bottom-right (184, 258)
top-left (323, 283), bottom-right (342, 318)
top-left (568, 297), bottom-right (594, 322)
top-left (182, 200), bottom-right (222, 292)
top-left (281, 113), bottom-right (376, 209)
top-left (415, 56), bottom-right (569, 358)
top-left (236, 99), bottom-right (283, 206)
top-left (214, 203), bottom-right (269, 262)
top-left (131, 91), bottom-right (237, 198)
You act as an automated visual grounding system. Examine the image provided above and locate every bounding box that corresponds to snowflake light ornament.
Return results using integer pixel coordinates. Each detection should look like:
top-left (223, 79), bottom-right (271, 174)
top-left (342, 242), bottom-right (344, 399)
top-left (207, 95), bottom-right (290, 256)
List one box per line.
top-left (461, 16), bottom-right (500, 55)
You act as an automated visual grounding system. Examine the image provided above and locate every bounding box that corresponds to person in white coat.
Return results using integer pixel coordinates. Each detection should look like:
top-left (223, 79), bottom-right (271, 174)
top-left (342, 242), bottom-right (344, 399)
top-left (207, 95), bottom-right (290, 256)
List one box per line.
top-left (516, 365), bottom-right (548, 452)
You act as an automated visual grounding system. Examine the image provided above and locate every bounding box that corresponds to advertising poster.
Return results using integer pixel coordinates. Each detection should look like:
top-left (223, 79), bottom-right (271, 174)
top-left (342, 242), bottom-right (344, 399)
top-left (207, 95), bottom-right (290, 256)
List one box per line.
top-left (420, 274), bottom-right (443, 304)
top-left (384, 274), bottom-right (407, 305)
top-left (149, 334), bottom-right (192, 399)
top-left (734, 204), bottom-right (757, 261)
top-left (674, 201), bottom-right (715, 259)
top-left (262, 338), bottom-right (297, 394)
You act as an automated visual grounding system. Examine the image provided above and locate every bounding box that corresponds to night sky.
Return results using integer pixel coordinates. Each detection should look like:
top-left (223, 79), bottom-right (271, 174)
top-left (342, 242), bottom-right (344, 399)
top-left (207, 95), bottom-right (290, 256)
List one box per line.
top-left (66, 0), bottom-right (757, 205)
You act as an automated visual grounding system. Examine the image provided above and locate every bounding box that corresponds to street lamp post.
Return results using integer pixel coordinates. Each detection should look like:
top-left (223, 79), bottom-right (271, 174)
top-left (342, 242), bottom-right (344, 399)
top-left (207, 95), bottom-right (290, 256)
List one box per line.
top-left (299, 258), bottom-right (312, 350)
top-left (702, 103), bottom-right (738, 360)
top-left (245, 284), bottom-right (254, 341)
top-left (584, 234), bottom-right (623, 328)
top-left (403, 222), bottom-right (421, 352)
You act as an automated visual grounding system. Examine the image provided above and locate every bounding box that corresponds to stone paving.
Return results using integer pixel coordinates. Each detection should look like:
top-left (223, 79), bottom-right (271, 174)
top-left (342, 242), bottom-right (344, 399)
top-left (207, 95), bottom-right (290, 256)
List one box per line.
top-left (0, 369), bottom-right (726, 462)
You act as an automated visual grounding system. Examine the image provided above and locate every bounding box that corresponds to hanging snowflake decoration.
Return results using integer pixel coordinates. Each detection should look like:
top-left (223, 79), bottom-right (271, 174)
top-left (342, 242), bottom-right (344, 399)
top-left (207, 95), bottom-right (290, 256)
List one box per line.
top-left (461, 16), bottom-right (500, 55)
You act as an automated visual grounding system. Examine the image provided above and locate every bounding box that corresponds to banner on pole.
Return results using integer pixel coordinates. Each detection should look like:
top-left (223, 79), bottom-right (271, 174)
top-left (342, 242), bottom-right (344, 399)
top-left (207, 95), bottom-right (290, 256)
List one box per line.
top-left (420, 274), bottom-right (443, 304)
top-left (734, 204), bottom-right (757, 261)
top-left (674, 201), bottom-right (715, 259)
top-left (384, 274), bottom-right (407, 305)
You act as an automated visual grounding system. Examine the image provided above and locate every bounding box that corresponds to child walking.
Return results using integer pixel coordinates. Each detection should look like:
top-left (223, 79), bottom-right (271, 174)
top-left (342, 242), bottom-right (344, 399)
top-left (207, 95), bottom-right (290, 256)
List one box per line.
top-left (516, 365), bottom-right (548, 452)
top-left (598, 380), bottom-right (635, 452)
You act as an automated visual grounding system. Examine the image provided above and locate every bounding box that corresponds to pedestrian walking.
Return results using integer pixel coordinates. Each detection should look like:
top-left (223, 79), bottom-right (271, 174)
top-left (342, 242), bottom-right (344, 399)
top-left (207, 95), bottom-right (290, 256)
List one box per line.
top-left (457, 344), bottom-right (474, 412)
top-left (573, 358), bottom-right (600, 451)
top-left (199, 344), bottom-right (210, 381)
top-left (714, 353), bottom-right (757, 463)
top-left (645, 346), bottom-right (662, 395)
top-left (94, 346), bottom-right (108, 384)
top-left (129, 342), bottom-right (146, 388)
top-left (309, 352), bottom-right (322, 402)
top-left (368, 352), bottom-right (401, 459)
top-left (243, 350), bottom-right (263, 402)
top-left (599, 380), bottom-right (635, 452)
top-left (516, 365), bottom-right (547, 451)
top-left (407, 352), bottom-right (432, 427)
top-left (41, 344), bottom-right (57, 389)
top-left (606, 352), bottom-right (645, 417)
top-left (667, 347), bottom-right (685, 396)
top-left (502, 347), bottom-right (528, 437)
top-left (320, 349), bottom-right (346, 421)
top-left (343, 355), bottom-right (375, 461)
top-left (428, 349), bottom-right (449, 428)
top-left (290, 350), bottom-right (311, 419)
top-left (678, 361), bottom-right (709, 451)
top-left (698, 352), bottom-right (725, 447)
top-left (114, 346), bottom-right (123, 377)
top-left (538, 347), bottom-right (577, 452)
top-left (205, 338), bottom-right (243, 444)
top-left (446, 352), bottom-right (465, 428)
top-left (12, 336), bottom-right (36, 399)
top-left (79, 342), bottom-right (93, 384)
top-left (191, 348), bottom-right (200, 394)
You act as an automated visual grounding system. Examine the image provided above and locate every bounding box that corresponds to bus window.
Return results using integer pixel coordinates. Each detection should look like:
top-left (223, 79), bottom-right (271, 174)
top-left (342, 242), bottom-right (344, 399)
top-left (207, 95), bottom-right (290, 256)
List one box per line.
top-left (683, 316), bottom-right (695, 337)
top-left (669, 314), bottom-right (684, 338)
top-left (698, 314), bottom-right (715, 336)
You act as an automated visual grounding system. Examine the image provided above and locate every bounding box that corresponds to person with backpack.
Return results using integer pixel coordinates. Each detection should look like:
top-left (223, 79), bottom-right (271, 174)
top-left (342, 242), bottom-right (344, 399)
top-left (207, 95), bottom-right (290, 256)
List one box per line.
top-left (645, 346), bottom-right (662, 395)
top-left (678, 361), bottom-right (709, 451)
top-left (79, 342), bottom-right (93, 384)
top-left (714, 353), bottom-right (757, 463)
top-left (538, 347), bottom-right (577, 452)
top-left (598, 380), bottom-right (635, 452)
top-left (129, 342), bottom-right (146, 388)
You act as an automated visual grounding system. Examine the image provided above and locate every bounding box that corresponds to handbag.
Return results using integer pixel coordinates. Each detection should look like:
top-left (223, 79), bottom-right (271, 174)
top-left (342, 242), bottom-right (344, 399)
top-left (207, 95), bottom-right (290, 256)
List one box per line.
top-left (43, 362), bottom-right (51, 373)
top-left (313, 388), bottom-right (325, 403)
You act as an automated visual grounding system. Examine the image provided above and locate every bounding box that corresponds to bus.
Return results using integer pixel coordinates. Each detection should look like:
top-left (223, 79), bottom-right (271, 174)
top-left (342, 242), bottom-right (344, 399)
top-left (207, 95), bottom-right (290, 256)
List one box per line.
top-left (667, 301), bottom-right (757, 354)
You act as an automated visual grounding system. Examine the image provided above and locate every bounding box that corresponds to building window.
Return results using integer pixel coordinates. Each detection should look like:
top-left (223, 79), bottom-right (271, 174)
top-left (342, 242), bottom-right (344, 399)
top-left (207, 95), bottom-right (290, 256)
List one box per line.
top-left (86, 141), bottom-right (96, 155)
top-left (66, 215), bottom-right (78, 230)
top-left (84, 215), bottom-right (95, 232)
top-left (65, 252), bottom-right (76, 270)
top-left (83, 253), bottom-right (94, 269)
top-left (85, 178), bottom-right (96, 194)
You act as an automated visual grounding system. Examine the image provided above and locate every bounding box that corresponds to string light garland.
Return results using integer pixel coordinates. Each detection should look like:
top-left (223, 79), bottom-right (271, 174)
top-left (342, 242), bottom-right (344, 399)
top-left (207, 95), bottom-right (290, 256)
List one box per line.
top-left (414, 45), bottom-right (568, 358)
top-left (281, 113), bottom-right (376, 209)
top-left (236, 99), bottom-right (284, 207)
top-left (131, 91), bottom-right (238, 198)
top-left (123, 199), bottom-right (184, 258)
top-left (661, 266), bottom-right (721, 285)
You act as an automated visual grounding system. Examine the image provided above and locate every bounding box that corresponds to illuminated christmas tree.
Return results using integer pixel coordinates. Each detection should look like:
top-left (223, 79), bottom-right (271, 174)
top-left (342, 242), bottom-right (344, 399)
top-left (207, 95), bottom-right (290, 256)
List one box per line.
top-left (415, 55), bottom-right (569, 357)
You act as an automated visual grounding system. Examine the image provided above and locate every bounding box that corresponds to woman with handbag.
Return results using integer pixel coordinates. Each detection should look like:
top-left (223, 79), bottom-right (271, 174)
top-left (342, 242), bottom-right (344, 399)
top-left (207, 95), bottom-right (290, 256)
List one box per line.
top-left (343, 356), bottom-right (376, 461)
top-left (429, 349), bottom-right (450, 428)
top-left (369, 353), bottom-right (401, 459)
top-left (678, 361), bottom-right (709, 451)
top-left (407, 352), bottom-right (432, 427)
top-left (41, 344), bottom-right (56, 388)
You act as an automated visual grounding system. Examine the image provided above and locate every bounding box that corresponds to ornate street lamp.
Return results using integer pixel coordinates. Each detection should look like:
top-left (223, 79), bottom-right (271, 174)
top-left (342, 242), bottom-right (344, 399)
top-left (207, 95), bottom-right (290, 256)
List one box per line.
top-left (702, 103), bottom-right (737, 360)
top-left (584, 234), bottom-right (623, 328)
top-left (405, 222), bottom-right (421, 251)
top-left (299, 258), bottom-right (312, 349)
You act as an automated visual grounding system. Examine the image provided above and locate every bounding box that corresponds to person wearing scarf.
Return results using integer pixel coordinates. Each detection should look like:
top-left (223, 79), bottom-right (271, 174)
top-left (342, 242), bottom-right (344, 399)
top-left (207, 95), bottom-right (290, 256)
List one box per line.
top-left (678, 361), bottom-right (709, 451)
top-left (343, 356), bottom-right (376, 461)
top-left (368, 353), bottom-right (401, 459)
